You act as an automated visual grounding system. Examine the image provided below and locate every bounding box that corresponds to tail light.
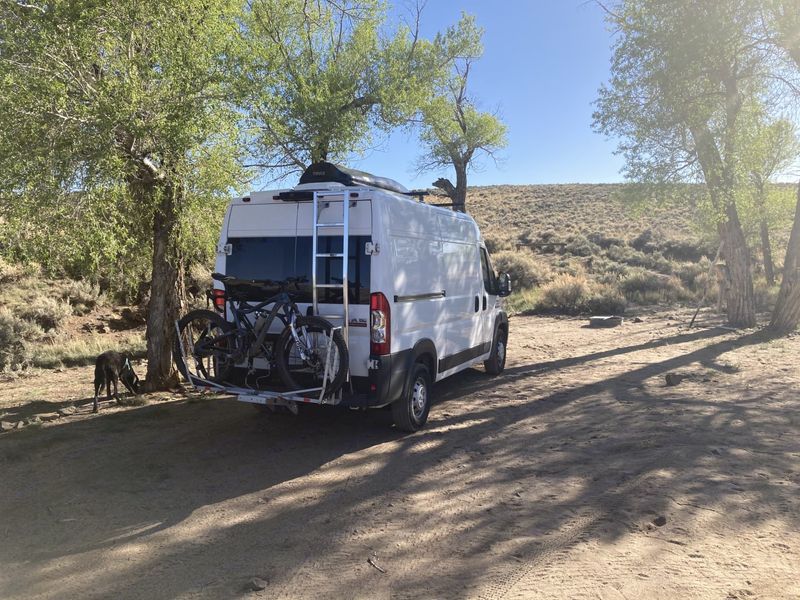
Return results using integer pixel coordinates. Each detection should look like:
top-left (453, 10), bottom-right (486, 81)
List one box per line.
top-left (211, 288), bottom-right (226, 312)
top-left (370, 292), bottom-right (391, 355)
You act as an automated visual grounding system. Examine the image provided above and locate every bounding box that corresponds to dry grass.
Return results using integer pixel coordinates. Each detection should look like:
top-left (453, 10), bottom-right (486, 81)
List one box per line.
top-left (465, 184), bottom-right (791, 316)
top-left (0, 267), bottom-right (138, 372)
top-left (468, 184), bottom-right (702, 245)
top-left (28, 332), bottom-right (146, 369)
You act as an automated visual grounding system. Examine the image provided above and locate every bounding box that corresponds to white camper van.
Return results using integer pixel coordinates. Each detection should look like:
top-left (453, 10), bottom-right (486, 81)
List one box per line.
top-left (177, 163), bottom-right (511, 431)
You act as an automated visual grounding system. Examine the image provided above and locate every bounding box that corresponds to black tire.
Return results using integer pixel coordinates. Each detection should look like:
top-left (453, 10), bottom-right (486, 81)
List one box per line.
top-left (174, 310), bottom-right (236, 383)
top-left (275, 316), bottom-right (349, 397)
top-left (484, 325), bottom-right (507, 375)
top-left (392, 362), bottom-right (432, 432)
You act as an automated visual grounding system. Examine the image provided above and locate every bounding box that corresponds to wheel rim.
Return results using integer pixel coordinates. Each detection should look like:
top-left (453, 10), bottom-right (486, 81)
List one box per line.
top-left (284, 328), bottom-right (340, 385)
top-left (411, 377), bottom-right (427, 420)
top-left (182, 319), bottom-right (230, 381)
top-left (496, 339), bottom-right (506, 365)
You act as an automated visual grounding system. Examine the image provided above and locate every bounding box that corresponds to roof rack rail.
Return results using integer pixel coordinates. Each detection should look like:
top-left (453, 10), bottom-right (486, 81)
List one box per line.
top-left (405, 190), bottom-right (429, 202)
top-left (274, 190), bottom-right (360, 202)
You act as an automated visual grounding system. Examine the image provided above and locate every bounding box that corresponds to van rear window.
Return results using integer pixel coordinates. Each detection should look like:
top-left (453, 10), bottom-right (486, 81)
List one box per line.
top-left (224, 236), bottom-right (371, 305)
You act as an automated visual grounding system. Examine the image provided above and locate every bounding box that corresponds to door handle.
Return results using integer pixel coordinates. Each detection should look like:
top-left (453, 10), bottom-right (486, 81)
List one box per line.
top-left (483, 295), bottom-right (487, 310)
top-left (474, 296), bottom-right (479, 312)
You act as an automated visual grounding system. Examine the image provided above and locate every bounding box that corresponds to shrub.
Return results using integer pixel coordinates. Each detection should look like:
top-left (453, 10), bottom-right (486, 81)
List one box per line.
top-left (692, 271), bottom-right (718, 304)
top-left (661, 238), bottom-right (715, 262)
top-left (589, 257), bottom-right (630, 284)
top-left (587, 232), bottom-right (625, 249)
top-left (59, 280), bottom-right (102, 315)
top-left (564, 234), bottom-right (598, 257)
top-left (18, 297), bottom-right (73, 332)
top-left (492, 251), bottom-right (551, 289)
top-left (0, 309), bottom-right (39, 370)
top-left (620, 268), bottom-right (693, 304)
top-left (630, 229), bottom-right (659, 253)
top-left (675, 259), bottom-right (709, 290)
top-left (753, 279), bottom-right (780, 312)
top-left (0, 256), bottom-right (24, 284)
top-left (482, 229), bottom-right (514, 254)
top-left (585, 284), bottom-right (627, 315)
top-left (503, 288), bottom-right (540, 315)
top-left (535, 274), bottom-right (591, 314)
top-left (606, 244), bottom-right (643, 265)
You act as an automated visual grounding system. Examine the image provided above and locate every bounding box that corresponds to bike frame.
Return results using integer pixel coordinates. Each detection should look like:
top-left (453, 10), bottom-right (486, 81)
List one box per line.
top-left (223, 289), bottom-right (313, 365)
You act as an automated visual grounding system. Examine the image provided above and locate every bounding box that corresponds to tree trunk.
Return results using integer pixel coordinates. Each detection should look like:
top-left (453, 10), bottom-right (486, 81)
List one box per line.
top-left (718, 202), bottom-right (756, 328)
top-left (769, 181), bottom-right (800, 332)
top-left (753, 182), bottom-right (775, 286)
top-left (144, 183), bottom-right (184, 390)
top-left (453, 162), bottom-right (468, 213)
top-left (760, 219), bottom-right (775, 286)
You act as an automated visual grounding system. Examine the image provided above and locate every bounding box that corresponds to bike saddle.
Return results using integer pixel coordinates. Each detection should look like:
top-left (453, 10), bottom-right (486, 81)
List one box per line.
top-left (212, 272), bottom-right (275, 289)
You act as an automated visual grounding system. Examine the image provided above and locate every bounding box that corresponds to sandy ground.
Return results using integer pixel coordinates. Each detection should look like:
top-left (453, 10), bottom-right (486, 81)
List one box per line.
top-left (1, 310), bottom-right (799, 600)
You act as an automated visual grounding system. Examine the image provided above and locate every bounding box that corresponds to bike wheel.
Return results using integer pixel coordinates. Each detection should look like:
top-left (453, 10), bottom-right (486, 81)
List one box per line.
top-left (275, 316), bottom-right (349, 397)
top-left (174, 310), bottom-right (236, 384)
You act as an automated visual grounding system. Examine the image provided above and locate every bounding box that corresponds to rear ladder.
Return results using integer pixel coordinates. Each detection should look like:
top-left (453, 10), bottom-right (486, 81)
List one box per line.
top-left (311, 190), bottom-right (352, 380)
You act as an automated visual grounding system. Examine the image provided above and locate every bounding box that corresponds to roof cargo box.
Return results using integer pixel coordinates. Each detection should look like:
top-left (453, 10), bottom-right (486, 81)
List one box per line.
top-left (299, 161), bottom-right (409, 195)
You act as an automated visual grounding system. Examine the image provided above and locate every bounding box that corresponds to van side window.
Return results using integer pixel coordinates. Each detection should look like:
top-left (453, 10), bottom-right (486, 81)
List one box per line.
top-left (480, 247), bottom-right (497, 295)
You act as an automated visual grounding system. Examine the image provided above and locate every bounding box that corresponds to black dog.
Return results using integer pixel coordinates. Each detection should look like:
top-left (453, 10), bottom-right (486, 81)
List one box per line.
top-left (93, 351), bottom-right (141, 413)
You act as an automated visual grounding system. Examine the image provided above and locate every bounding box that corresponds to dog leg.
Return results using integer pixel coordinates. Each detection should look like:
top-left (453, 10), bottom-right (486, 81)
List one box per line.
top-left (93, 378), bottom-right (103, 413)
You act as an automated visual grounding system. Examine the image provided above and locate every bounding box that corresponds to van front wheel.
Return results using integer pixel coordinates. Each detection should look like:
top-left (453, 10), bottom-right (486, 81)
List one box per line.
top-left (484, 326), bottom-right (507, 375)
top-left (392, 362), bottom-right (432, 432)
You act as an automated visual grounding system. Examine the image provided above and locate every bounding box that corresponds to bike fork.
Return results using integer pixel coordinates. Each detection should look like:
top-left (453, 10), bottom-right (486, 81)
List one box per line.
top-left (289, 315), bottom-right (311, 361)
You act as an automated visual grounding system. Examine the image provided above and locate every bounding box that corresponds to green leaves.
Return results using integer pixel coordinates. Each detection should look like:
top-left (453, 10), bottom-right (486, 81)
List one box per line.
top-left (593, 1), bottom-right (769, 197)
top-left (239, 0), bottom-right (442, 175)
top-left (0, 0), bottom-right (248, 295)
top-left (416, 13), bottom-right (507, 211)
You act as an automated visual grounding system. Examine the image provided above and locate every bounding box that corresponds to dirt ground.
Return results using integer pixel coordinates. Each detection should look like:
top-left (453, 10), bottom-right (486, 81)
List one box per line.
top-left (1, 309), bottom-right (799, 600)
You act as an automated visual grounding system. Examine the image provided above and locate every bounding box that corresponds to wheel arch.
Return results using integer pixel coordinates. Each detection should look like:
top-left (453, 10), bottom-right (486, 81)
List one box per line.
top-left (494, 311), bottom-right (509, 338)
top-left (410, 338), bottom-right (438, 380)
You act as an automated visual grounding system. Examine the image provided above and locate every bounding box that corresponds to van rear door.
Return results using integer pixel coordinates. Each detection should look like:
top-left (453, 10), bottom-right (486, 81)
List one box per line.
top-left (222, 194), bottom-right (373, 378)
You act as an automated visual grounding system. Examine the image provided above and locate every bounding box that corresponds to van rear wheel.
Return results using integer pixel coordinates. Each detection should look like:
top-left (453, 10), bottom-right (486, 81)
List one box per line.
top-left (392, 362), bottom-right (432, 432)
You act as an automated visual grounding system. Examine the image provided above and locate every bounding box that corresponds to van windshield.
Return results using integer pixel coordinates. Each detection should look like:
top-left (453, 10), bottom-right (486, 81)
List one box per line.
top-left (224, 236), bottom-right (371, 305)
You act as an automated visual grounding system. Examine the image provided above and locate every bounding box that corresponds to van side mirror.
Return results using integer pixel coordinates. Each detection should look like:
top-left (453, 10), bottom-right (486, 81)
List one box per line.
top-left (496, 272), bottom-right (511, 297)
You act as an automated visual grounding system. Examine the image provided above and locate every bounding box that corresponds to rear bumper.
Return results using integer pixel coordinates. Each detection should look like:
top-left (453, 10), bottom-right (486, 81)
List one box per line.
top-left (366, 349), bottom-right (412, 407)
top-left (188, 352), bottom-right (411, 409)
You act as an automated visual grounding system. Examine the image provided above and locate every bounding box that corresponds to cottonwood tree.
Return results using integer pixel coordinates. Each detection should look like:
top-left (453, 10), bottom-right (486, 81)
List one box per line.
top-left (418, 14), bottom-right (507, 213)
top-left (239, 0), bottom-right (440, 178)
top-left (739, 115), bottom-right (799, 286)
top-left (593, 0), bottom-right (768, 327)
top-left (763, 0), bottom-right (800, 331)
top-left (0, 0), bottom-right (246, 388)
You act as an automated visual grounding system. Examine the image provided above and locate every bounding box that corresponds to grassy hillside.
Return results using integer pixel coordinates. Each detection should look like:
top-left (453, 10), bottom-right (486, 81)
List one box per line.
top-left (0, 259), bottom-right (145, 373)
top-left (468, 184), bottom-right (702, 244)
top-left (463, 184), bottom-right (784, 316)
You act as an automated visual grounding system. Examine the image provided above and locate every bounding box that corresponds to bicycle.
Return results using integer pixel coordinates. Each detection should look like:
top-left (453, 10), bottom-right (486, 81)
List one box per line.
top-left (174, 273), bottom-right (349, 397)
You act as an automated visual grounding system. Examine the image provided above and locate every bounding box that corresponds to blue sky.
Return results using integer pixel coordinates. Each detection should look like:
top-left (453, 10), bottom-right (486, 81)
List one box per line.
top-left (349, 0), bottom-right (625, 188)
